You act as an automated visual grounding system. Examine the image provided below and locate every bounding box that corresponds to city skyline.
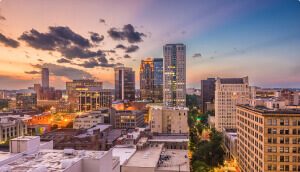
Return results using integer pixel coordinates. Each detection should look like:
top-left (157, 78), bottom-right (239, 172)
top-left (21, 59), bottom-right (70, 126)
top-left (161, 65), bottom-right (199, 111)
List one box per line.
top-left (0, 0), bottom-right (300, 90)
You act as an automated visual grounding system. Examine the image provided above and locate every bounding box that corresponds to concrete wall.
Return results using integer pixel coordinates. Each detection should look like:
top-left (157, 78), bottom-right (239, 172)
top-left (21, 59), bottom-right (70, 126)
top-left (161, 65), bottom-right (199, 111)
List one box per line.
top-left (64, 159), bottom-right (83, 172)
top-left (121, 166), bottom-right (155, 172)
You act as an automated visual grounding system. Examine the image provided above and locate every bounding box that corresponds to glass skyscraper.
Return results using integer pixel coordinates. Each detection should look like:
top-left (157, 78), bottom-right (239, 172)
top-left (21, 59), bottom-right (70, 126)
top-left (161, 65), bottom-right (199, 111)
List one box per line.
top-left (153, 58), bottom-right (163, 103)
top-left (114, 67), bottom-right (135, 102)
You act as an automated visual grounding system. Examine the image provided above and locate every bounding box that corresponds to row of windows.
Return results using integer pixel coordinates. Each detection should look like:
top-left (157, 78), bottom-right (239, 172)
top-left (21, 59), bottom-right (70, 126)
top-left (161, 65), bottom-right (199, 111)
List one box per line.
top-left (267, 128), bottom-right (300, 135)
top-left (267, 137), bottom-right (300, 144)
top-left (268, 119), bottom-right (300, 126)
top-left (267, 164), bottom-right (300, 171)
top-left (267, 147), bottom-right (300, 153)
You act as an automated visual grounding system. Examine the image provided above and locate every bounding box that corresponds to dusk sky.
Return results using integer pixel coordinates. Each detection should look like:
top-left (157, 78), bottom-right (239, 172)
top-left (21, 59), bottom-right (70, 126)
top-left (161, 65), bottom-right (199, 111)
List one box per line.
top-left (0, 0), bottom-right (299, 90)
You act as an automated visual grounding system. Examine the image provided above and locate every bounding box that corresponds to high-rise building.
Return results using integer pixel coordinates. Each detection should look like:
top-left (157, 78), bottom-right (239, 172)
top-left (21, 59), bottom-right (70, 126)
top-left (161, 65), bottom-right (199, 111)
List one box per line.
top-left (201, 78), bottom-right (216, 113)
top-left (150, 106), bottom-right (188, 134)
top-left (236, 101), bottom-right (300, 172)
top-left (153, 58), bottom-right (163, 103)
top-left (66, 80), bottom-right (103, 103)
top-left (16, 89), bottom-right (37, 109)
top-left (41, 68), bottom-right (49, 88)
top-left (78, 88), bottom-right (113, 112)
top-left (215, 77), bottom-right (250, 132)
top-left (114, 67), bottom-right (135, 102)
top-left (140, 58), bottom-right (154, 101)
top-left (163, 44), bottom-right (186, 107)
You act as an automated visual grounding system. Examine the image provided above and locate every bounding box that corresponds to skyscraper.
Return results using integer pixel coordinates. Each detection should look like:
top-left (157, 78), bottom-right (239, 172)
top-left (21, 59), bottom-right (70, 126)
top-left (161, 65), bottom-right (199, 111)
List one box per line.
top-left (215, 77), bottom-right (250, 132)
top-left (201, 78), bottom-right (216, 113)
top-left (114, 67), bottom-right (135, 102)
top-left (140, 58), bottom-right (154, 101)
top-left (153, 58), bottom-right (163, 103)
top-left (163, 44), bottom-right (186, 107)
top-left (41, 68), bottom-right (49, 88)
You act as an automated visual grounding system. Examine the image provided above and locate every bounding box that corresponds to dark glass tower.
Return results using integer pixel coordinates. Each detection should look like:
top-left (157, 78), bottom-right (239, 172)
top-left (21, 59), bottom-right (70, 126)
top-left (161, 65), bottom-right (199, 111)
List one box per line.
top-left (140, 58), bottom-right (154, 101)
top-left (201, 78), bottom-right (216, 113)
top-left (114, 67), bottom-right (135, 102)
top-left (153, 58), bottom-right (163, 103)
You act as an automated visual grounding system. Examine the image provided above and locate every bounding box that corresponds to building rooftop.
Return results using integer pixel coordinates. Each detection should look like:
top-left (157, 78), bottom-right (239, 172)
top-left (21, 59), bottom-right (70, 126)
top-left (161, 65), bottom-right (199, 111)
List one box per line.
top-left (10, 136), bottom-right (39, 141)
top-left (1, 149), bottom-right (108, 172)
top-left (112, 147), bottom-right (136, 165)
top-left (100, 129), bottom-right (125, 144)
top-left (237, 104), bottom-right (300, 115)
top-left (149, 133), bottom-right (189, 142)
top-left (75, 124), bottom-right (111, 138)
top-left (157, 149), bottom-right (189, 172)
top-left (123, 144), bottom-right (163, 168)
top-left (17, 89), bottom-right (36, 94)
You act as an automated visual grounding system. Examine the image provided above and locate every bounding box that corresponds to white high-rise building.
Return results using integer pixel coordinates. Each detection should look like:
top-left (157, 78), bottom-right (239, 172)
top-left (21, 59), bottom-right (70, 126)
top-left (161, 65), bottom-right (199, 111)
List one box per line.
top-left (215, 77), bottom-right (250, 132)
top-left (163, 44), bottom-right (186, 107)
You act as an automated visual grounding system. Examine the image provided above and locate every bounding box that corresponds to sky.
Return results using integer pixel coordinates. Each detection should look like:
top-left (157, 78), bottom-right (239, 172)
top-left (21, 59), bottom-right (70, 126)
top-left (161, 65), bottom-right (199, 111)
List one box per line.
top-left (0, 0), bottom-right (299, 90)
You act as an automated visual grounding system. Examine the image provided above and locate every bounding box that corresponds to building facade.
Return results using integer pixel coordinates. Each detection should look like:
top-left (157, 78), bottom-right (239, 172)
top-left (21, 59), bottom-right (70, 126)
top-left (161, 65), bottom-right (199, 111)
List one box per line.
top-left (115, 110), bottom-right (144, 129)
top-left (163, 44), bottom-right (186, 107)
top-left (66, 80), bottom-right (103, 103)
top-left (153, 58), bottom-right (163, 103)
top-left (201, 78), bottom-right (216, 113)
top-left (140, 58), bottom-right (154, 101)
top-left (78, 88), bottom-right (112, 112)
top-left (114, 67), bottom-right (135, 102)
top-left (0, 118), bottom-right (27, 142)
top-left (41, 68), bottom-right (49, 88)
top-left (215, 77), bottom-right (250, 132)
top-left (16, 89), bottom-right (37, 110)
top-left (236, 103), bottom-right (300, 172)
top-left (150, 106), bottom-right (188, 134)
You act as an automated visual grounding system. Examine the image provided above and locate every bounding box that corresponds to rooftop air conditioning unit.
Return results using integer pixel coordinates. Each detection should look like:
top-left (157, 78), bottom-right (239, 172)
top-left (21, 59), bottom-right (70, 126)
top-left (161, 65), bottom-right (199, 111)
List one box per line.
top-left (61, 160), bottom-right (74, 169)
top-left (63, 149), bottom-right (75, 155)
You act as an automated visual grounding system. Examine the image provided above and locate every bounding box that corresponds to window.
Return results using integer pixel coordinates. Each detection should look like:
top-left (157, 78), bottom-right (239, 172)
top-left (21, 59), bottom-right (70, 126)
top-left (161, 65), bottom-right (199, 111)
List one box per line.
top-left (280, 165), bottom-right (284, 171)
top-left (285, 165), bottom-right (289, 171)
top-left (285, 147), bottom-right (289, 153)
top-left (280, 156), bottom-right (284, 162)
top-left (285, 156), bottom-right (289, 162)
top-left (270, 128), bottom-right (276, 134)
top-left (273, 147), bottom-right (277, 153)
top-left (268, 165), bottom-right (272, 170)
top-left (273, 119), bottom-right (277, 125)
top-left (273, 155), bottom-right (277, 162)
top-left (273, 165), bottom-right (277, 171)
top-left (292, 156), bottom-right (297, 162)
top-left (285, 138), bottom-right (289, 144)
top-left (268, 119), bottom-right (272, 125)
top-left (280, 147), bottom-right (284, 153)
top-left (293, 129), bottom-right (297, 135)
top-left (292, 165), bottom-right (296, 171)
top-left (268, 147), bottom-right (272, 152)
top-left (268, 155), bottom-right (272, 161)
top-left (292, 138), bottom-right (296, 144)
top-left (273, 138), bottom-right (277, 144)
top-left (285, 120), bottom-right (289, 126)
top-left (268, 138), bottom-right (272, 143)
top-left (293, 147), bottom-right (297, 153)
top-left (285, 129), bottom-right (289, 135)
top-left (280, 138), bottom-right (284, 144)
top-left (293, 120), bottom-right (297, 126)
top-left (268, 128), bottom-right (272, 134)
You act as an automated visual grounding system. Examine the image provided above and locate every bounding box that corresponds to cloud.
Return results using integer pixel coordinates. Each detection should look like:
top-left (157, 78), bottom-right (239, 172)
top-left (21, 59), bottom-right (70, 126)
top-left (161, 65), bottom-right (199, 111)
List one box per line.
top-left (182, 30), bottom-right (186, 35)
top-left (0, 75), bottom-right (40, 90)
top-left (104, 50), bottom-right (116, 53)
top-left (26, 55), bottom-right (31, 58)
top-left (124, 54), bottom-right (131, 58)
top-left (99, 18), bottom-right (105, 23)
top-left (58, 46), bottom-right (102, 59)
top-left (32, 63), bottom-right (95, 80)
top-left (108, 24), bottom-right (146, 43)
top-left (24, 70), bottom-right (40, 74)
top-left (0, 33), bottom-right (20, 48)
top-left (77, 58), bottom-right (121, 68)
top-left (19, 26), bottom-right (91, 51)
top-left (115, 44), bottom-right (139, 53)
top-left (38, 59), bottom-right (43, 62)
top-left (125, 45), bottom-right (139, 53)
top-left (57, 58), bottom-right (71, 63)
top-left (192, 53), bottom-right (201, 58)
top-left (109, 58), bottom-right (114, 61)
top-left (89, 32), bottom-right (104, 43)
top-left (0, 15), bottom-right (6, 21)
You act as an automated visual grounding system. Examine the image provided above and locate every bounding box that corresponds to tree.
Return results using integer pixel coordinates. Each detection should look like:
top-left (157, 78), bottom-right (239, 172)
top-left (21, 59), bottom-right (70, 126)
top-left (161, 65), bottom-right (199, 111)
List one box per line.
top-left (50, 124), bottom-right (58, 131)
top-left (192, 160), bottom-right (213, 172)
top-left (196, 123), bottom-right (203, 136)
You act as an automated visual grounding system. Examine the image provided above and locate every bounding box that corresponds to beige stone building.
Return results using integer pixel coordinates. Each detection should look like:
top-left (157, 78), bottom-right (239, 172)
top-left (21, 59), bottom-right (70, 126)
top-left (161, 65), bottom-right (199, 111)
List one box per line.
top-left (115, 110), bottom-right (144, 129)
top-left (150, 106), bottom-right (188, 134)
top-left (0, 117), bottom-right (27, 142)
top-left (236, 101), bottom-right (300, 172)
top-left (215, 77), bottom-right (250, 132)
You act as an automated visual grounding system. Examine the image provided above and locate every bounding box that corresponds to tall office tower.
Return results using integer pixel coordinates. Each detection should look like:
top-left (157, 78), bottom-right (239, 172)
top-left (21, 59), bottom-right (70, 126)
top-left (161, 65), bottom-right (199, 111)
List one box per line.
top-left (215, 77), bottom-right (250, 132)
top-left (163, 44), bottom-right (186, 107)
top-left (41, 68), bottom-right (49, 88)
top-left (201, 78), bottom-right (216, 113)
top-left (140, 58), bottom-right (154, 101)
top-left (114, 67), bottom-right (135, 102)
top-left (236, 101), bottom-right (300, 172)
top-left (153, 58), bottom-right (163, 103)
top-left (66, 80), bottom-right (103, 103)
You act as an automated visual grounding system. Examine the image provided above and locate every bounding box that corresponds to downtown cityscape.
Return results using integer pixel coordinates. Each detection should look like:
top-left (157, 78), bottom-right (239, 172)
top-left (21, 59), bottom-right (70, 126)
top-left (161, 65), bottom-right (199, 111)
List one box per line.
top-left (0, 0), bottom-right (299, 172)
